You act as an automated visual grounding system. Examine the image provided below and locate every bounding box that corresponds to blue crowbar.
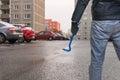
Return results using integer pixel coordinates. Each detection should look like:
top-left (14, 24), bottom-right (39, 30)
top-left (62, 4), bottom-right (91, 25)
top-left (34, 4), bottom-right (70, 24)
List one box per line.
top-left (63, 35), bottom-right (74, 52)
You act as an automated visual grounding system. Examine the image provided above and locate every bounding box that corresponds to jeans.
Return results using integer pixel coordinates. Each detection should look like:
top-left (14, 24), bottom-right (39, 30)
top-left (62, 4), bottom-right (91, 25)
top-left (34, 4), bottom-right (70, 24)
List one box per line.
top-left (89, 20), bottom-right (120, 80)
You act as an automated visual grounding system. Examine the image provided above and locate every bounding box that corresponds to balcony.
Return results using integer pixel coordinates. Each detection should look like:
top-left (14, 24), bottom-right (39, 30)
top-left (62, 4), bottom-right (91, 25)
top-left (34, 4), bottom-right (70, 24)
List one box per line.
top-left (1, 0), bottom-right (9, 2)
top-left (0, 14), bottom-right (9, 19)
top-left (0, 5), bottom-right (9, 10)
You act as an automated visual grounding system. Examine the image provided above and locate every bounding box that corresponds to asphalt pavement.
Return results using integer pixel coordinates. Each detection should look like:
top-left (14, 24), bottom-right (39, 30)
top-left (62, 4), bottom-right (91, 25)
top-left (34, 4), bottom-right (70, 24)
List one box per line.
top-left (0, 40), bottom-right (120, 80)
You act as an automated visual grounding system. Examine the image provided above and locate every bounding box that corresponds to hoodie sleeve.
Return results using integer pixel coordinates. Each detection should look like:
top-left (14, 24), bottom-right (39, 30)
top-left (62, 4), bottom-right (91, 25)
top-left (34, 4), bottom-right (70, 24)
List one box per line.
top-left (71, 0), bottom-right (90, 22)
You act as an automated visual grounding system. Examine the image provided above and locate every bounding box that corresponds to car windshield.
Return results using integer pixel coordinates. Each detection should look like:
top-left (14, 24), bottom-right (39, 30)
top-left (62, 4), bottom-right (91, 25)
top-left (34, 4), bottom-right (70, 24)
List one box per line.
top-left (55, 33), bottom-right (64, 36)
top-left (24, 26), bottom-right (32, 30)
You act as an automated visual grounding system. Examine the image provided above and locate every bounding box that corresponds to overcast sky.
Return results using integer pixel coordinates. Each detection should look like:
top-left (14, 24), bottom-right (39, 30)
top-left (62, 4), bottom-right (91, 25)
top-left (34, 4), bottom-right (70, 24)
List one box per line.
top-left (45, 0), bottom-right (75, 33)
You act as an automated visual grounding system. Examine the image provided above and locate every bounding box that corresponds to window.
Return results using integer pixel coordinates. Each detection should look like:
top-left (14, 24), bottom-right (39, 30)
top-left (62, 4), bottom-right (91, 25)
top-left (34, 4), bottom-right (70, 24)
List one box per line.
top-left (13, 14), bottom-right (19, 19)
top-left (24, 14), bottom-right (31, 19)
top-left (24, 4), bottom-right (31, 10)
top-left (85, 32), bottom-right (87, 34)
top-left (14, 5), bottom-right (19, 10)
top-left (2, 10), bottom-right (9, 14)
top-left (84, 27), bottom-right (87, 29)
top-left (4, 2), bottom-right (9, 6)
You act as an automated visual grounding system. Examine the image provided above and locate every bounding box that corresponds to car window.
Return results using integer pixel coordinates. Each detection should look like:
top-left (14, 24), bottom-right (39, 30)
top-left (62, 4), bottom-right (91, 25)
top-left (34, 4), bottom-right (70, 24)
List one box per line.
top-left (55, 33), bottom-right (64, 36)
top-left (44, 31), bottom-right (50, 34)
top-left (25, 26), bottom-right (32, 30)
top-left (14, 25), bottom-right (21, 28)
top-left (38, 32), bottom-right (44, 35)
top-left (13, 24), bottom-right (25, 28)
top-left (57, 33), bottom-right (61, 36)
top-left (0, 23), bottom-right (5, 27)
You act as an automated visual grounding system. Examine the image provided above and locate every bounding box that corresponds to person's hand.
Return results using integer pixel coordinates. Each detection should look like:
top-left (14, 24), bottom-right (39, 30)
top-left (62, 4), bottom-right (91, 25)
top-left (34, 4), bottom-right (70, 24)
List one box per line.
top-left (71, 21), bottom-right (80, 35)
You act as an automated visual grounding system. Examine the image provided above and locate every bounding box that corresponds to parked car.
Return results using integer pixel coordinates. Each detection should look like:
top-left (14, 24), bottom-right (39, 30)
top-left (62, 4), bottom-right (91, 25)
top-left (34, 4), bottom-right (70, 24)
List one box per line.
top-left (0, 21), bottom-right (23, 44)
top-left (13, 24), bottom-right (35, 43)
top-left (54, 33), bottom-right (66, 40)
top-left (35, 31), bottom-right (55, 40)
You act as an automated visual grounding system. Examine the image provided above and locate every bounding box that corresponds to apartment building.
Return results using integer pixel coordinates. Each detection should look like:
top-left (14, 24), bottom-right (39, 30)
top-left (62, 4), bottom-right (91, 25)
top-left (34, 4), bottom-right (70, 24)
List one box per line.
top-left (74, 0), bottom-right (92, 40)
top-left (45, 19), bottom-right (61, 33)
top-left (0, 0), bottom-right (10, 22)
top-left (0, 0), bottom-right (45, 32)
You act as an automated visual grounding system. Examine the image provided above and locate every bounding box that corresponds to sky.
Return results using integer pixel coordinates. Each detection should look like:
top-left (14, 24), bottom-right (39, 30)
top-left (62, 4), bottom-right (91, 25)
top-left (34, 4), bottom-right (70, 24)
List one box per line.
top-left (45, 0), bottom-right (75, 33)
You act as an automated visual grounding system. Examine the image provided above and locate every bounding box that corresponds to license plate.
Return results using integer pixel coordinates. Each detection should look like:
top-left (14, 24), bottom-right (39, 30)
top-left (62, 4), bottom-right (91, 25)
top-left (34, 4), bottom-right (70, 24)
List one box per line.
top-left (32, 36), bottom-right (35, 39)
top-left (19, 35), bottom-right (23, 37)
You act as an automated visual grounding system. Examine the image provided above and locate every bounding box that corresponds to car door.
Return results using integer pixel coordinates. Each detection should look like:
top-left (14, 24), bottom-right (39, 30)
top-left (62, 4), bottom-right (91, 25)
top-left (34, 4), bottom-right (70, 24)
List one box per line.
top-left (37, 31), bottom-right (44, 39)
top-left (43, 31), bottom-right (50, 39)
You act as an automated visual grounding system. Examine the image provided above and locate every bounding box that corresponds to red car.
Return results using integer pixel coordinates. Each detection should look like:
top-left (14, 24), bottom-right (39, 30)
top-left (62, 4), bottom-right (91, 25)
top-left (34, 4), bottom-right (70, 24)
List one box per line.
top-left (54, 33), bottom-right (66, 40)
top-left (13, 24), bottom-right (35, 43)
top-left (35, 31), bottom-right (55, 40)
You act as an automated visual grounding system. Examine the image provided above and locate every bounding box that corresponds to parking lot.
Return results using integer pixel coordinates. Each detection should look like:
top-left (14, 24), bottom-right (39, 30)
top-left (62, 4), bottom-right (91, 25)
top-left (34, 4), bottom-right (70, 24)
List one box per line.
top-left (0, 40), bottom-right (120, 80)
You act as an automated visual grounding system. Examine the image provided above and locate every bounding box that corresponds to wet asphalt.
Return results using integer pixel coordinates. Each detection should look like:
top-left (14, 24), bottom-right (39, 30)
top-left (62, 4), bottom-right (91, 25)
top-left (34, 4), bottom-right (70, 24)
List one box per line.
top-left (0, 40), bottom-right (120, 80)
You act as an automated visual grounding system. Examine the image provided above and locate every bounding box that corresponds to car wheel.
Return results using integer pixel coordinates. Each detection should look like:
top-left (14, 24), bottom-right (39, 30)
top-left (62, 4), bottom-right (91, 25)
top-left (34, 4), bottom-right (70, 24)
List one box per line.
top-left (8, 39), bottom-right (17, 44)
top-left (0, 34), bottom-right (6, 44)
top-left (18, 37), bottom-right (24, 43)
top-left (48, 37), bottom-right (53, 40)
top-left (26, 39), bottom-right (31, 43)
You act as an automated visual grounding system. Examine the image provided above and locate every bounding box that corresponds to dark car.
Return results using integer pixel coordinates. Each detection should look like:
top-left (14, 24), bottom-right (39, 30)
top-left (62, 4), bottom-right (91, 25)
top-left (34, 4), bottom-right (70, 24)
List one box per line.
top-left (35, 31), bottom-right (55, 40)
top-left (54, 33), bottom-right (66, 40)
top-left (13, 24), bottom-right (35, 43)
top-left (0, 21), bottom-right (23, 44)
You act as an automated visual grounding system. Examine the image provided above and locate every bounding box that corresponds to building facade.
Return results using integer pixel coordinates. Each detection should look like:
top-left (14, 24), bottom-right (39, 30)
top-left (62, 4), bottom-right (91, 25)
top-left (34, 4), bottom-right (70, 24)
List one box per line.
top-left (0, 0), bottom-right (45, 32)
top-left (45, 19), bottom-right (61, 33)
top-left (74, 0), bottom-right (92, 40)
top-left (0, 0), bottom-right (10, 22)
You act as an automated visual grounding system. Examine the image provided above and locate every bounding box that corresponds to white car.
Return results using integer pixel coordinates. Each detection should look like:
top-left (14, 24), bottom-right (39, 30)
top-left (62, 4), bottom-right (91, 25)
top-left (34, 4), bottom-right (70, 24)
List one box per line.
top-left (0, 21), bottom-right (23, 44)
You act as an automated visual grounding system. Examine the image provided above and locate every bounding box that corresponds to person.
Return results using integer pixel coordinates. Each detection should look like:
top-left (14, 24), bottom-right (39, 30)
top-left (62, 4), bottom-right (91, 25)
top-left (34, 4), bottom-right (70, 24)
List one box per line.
top-left (71, 0), bottom-right (120, 80)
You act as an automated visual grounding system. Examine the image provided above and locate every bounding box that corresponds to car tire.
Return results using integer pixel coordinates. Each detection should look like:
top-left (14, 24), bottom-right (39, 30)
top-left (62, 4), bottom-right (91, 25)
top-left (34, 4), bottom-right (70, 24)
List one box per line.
top-left (0, 34), bottom-right (6, 44)
top-left (8, 39), bottom-right (17, 44)
top-left (48, 37), bottom-right (53, 40)
top-left (18, 37), bottom-right (24, 43)
top-left (26, 39), bottom-right (31, 43)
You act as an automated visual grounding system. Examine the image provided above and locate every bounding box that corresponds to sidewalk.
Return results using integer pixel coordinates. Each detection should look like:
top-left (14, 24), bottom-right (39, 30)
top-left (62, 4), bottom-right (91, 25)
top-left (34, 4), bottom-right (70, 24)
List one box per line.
top-left (37, 40), bottom-right (120, 80)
